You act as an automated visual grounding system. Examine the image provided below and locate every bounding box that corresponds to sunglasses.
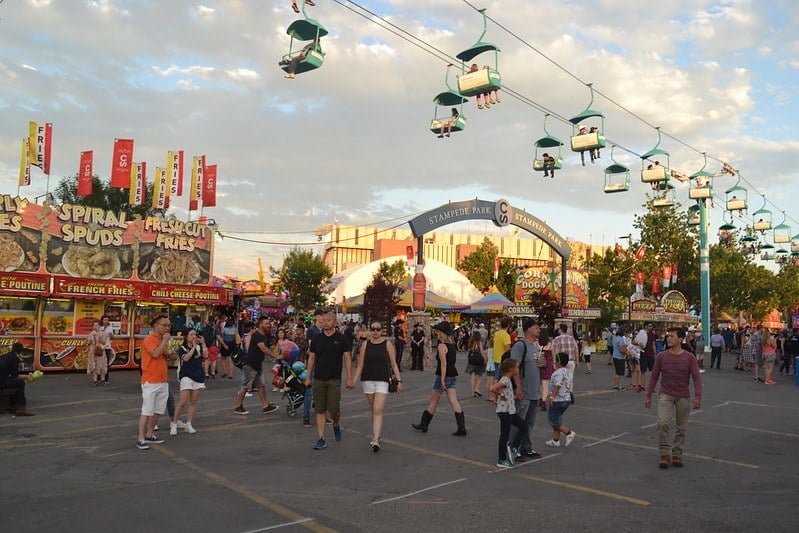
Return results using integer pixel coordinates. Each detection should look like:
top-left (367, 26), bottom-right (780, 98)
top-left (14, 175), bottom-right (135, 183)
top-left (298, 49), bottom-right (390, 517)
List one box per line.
top-left (370, 327), bottom-right (382, 331)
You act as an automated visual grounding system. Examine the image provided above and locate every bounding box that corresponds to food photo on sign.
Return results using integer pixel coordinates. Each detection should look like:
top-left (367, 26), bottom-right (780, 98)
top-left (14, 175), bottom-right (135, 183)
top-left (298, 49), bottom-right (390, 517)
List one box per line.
top-left (137, 243), bottom-right (210, 285)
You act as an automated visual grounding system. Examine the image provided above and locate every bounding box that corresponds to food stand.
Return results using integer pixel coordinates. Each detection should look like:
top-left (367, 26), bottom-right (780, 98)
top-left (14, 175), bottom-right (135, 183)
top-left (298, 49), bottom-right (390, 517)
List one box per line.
top-left (0, 194), bottom-right (231, 372)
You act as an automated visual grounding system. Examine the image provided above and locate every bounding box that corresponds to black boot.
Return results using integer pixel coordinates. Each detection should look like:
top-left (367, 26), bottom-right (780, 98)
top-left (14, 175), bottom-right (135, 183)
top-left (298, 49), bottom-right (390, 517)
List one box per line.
top-left (452, 411), bottom-right (467, 436)
top-left (412, 410), bottom-right (433, 433)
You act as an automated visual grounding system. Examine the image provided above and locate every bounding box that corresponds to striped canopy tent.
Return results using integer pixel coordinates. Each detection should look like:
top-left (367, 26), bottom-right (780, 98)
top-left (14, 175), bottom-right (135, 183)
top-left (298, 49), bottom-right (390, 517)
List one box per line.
top-left (462, 289), bottom-right (514, 314)
top-left (343, 294), bottom-right (364, 308)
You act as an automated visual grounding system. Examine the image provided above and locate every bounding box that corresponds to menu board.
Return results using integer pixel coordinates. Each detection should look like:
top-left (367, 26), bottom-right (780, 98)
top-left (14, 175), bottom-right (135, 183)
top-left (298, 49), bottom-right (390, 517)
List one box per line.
top-left (0, 195), bottom-right (215, 286)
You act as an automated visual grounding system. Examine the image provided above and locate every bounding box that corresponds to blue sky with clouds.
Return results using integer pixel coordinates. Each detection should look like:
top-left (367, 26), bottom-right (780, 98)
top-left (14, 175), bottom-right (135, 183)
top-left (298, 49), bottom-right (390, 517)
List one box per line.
top-left (1, 0), bottom-right (798, 278)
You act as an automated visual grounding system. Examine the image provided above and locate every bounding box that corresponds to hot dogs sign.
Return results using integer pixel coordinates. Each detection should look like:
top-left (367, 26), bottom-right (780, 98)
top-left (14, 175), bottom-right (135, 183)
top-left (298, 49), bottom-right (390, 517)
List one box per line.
top-left (0, 194), bottom-right (214, 285)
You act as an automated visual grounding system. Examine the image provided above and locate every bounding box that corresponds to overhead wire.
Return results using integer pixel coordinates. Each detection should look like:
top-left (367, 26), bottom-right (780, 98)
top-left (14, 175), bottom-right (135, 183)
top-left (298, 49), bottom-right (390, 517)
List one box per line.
top-left (332, 0), bottom-right (796, 231)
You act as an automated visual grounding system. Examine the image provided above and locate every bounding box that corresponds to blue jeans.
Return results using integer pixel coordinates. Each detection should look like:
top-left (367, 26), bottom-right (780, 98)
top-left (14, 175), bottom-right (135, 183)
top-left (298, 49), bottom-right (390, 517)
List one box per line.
top-left (303, 387), bottom-right (313, 420)
top-left (509, 399), bottom-right (538, 453)
top-left (547, 400), bottom-right (570, 429)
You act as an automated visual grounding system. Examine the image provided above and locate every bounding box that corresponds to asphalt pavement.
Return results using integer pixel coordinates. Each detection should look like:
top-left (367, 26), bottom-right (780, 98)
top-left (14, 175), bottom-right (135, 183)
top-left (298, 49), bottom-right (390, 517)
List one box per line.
top-left (1, 351), bottom-right (797, 532)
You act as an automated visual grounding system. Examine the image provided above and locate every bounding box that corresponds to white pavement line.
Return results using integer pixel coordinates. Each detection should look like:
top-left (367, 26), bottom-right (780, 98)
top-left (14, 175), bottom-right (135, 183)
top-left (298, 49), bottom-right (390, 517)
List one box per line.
top-left (691, 410), bottom-right (702, 415)
top-left (239, 518), bottom-right (313, 533)
top-left (101, 452), bottom-right (125, 457)
top-left (714, 401), bottom-right (730, 408)
top-left (641, 422), bottom-right (657, 429)
top-left (490, 453), bottom-right (563, 473)
top-left (369, 478), bottom-right (466, 505)
top-left (583, 432), bottom-right (629, 448)
top-left (729, 401), bottom-right (770, 408)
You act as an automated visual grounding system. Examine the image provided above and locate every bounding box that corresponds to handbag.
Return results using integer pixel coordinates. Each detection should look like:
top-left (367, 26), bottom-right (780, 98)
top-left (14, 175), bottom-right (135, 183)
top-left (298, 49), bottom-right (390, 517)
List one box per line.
top-left (386, 343), bottom-right (399, 393)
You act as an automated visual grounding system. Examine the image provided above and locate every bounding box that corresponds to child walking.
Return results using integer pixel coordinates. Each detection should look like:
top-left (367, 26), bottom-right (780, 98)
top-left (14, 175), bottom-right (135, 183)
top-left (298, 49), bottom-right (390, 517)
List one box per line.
top-left (546, 352), bottom-right (576, 447)
top-left (489, 358), bottom-right (528, 468)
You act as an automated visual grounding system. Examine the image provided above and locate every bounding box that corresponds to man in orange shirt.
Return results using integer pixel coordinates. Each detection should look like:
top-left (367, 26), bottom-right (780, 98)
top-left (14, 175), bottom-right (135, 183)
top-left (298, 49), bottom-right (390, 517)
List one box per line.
top-left (137, 315), bottom-right (176, 450)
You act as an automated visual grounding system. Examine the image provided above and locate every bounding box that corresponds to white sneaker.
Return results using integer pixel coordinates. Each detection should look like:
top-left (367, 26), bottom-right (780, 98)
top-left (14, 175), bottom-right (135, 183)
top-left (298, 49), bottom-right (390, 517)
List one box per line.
top-left (169, 422), bottom-right (178, 436)
top-left (565, 431), bottom-right (576, 446)
top-left (185, 422), bottom-right (197, 434)
top-left (545, 439), bottom-right (561, 447)
top-left (153, 424), bottom-right (160, 431)
top-left (245, 392), bottom-right (253, 397)
top-left (176, 420), bottom-right (187, 429)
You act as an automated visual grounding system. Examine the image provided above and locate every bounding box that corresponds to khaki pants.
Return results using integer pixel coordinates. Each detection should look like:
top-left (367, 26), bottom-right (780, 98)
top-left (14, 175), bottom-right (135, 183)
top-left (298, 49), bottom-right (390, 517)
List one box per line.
top-left (657, 394), bottom-right (690, 456)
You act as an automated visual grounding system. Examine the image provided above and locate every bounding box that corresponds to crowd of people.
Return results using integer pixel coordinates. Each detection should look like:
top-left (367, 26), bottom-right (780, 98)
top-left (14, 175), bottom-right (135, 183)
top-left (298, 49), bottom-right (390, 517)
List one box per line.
top-left (7, 309), bottom-right (791, 470)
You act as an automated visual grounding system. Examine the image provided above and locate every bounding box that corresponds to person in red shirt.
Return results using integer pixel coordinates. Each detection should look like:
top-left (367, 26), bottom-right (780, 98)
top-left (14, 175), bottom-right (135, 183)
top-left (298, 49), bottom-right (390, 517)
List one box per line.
top-left (644, 327), bottom-right (702, 469)
top-left (136, 315), bottom-right (177, 450)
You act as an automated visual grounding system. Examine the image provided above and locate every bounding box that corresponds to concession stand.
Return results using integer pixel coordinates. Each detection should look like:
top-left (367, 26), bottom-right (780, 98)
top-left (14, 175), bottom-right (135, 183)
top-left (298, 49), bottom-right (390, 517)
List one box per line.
top-left (0, 194), bottom-right (231, 372)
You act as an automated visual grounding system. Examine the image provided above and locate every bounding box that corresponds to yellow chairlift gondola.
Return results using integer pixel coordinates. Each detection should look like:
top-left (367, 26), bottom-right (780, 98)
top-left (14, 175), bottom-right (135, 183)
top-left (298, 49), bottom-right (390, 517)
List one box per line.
top-left (569, 83), bottom-right (606, 166)
top-left (430, 64), bottom-right (468, 138)
top-left (603, 146), bottom-right (630, 193)
top-left (773, 211), bottom-right (791, 244)
top-left (455, 9), bottom-right (501, 109)
top-left (279, 1), bottom-right (328, 79)
top-left (725, 173), bottom-right (748, 214)
top-left (641, 127), bottom-right (670, 184)
top-left (532, 114), bottom-right (564, 178)
top-left (752, 195), bottom-right (773, 232)
top-left (688, 153), bottom-right (714, 200)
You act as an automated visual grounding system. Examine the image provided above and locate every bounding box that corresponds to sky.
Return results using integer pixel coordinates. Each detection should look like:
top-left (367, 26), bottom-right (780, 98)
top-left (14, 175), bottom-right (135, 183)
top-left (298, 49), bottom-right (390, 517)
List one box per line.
top-left (2, 0), bottom-right (798, 280)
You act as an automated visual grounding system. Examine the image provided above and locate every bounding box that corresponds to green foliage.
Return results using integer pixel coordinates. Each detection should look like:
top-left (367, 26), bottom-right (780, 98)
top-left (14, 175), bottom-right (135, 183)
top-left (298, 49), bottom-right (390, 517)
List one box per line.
top-left (496, 258), bottom-right (517, 301)
top-left (377, 260), bottom-right (408, 294)
top-left (273, 248), bottom-right (332, 312)
top-left (52, 175), bottom-right (165, 219)
top-left (523, 290), bottom-right (561, 331)
top-left (362, 273), bottom-right (397, 326)
top-left (458, 237), bottom-right (499, 293)
top-left (587, 247), bottom-right (634, 329)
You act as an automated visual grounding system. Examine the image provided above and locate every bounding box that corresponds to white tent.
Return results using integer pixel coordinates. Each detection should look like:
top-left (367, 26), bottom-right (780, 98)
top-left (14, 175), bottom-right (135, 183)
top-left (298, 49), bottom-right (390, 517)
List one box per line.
top-left (326, 256), bottom-right (482, 305)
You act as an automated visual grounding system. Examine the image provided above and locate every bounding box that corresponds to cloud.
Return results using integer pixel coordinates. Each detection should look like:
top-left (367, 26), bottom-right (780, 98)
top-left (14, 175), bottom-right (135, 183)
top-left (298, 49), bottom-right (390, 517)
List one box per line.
top-left (0, 0), bottom-right (797, 278)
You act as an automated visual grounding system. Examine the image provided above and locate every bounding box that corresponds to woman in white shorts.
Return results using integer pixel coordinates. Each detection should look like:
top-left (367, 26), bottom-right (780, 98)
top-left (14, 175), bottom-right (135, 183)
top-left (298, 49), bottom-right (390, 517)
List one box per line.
top-left (171, 328), bottom-right (207, 435)
top-left (352, 321), bottom-right (402, 452)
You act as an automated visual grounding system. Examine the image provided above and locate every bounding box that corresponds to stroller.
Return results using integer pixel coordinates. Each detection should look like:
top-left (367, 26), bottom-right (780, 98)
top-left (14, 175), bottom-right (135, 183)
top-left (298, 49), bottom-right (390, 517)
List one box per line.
top-left (270, 345), bottom-right (307, 417)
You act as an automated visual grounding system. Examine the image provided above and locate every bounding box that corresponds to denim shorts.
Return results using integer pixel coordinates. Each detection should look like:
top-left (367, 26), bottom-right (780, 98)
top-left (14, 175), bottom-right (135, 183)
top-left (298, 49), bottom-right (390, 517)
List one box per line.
top-left (432, 375), bottom-right (457, 391)
top-left (547, 400), bottom-right (570, 429)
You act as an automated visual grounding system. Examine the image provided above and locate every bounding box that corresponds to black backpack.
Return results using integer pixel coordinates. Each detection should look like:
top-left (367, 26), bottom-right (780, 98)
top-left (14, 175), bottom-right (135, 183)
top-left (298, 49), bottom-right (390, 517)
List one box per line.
top-left (202, 323), bottom-right (217, 347)
top-left (500, 340), bottom-right (528, 377)
top-left (231, 335), bottom-right (248, 368)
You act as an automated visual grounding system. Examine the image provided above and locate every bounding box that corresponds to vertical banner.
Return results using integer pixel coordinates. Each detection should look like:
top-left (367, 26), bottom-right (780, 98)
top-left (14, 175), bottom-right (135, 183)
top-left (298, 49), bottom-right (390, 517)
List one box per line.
top-left (202, 163), bottom-right (217, 207)
top-left (152, 167), bottom-right (167, 209)
top-left (28, 121), bottom-right (45, 168)
top-left (139, 161), bottom-right (147, 206)
top-left (43, 122), bottom-right (53, 175)
top-left (110, 138), bottom-right (134, 187)
top-left (78, 150), bottom-right (94, 196)
top-left (176, 150), bottom-right (184, 196)
top-left (129, 162), bottom-right (146, 206)
top-left (165, 151), bottom-right (175, 208)
top-left (18, 138), bottom-right (31, 186)
top-left (190, 155), bottom-right (204, 211)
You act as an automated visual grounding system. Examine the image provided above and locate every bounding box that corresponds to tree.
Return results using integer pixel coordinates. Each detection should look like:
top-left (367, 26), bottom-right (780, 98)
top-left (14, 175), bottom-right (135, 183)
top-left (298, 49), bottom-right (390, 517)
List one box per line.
top-left (362, 272), bottom-right (396, 326)
top-left (496, 258), bottom-right (517, 301)
top-left (459, 237), bottom-right (498, 293)
top-left (376, 259), bottom-right (408, 297)
top-left (273, 248), bottom-right (332, 312)
top-left (53, 175), bottom-right (165, 218)
top-left (587, 247), bottom-right (635, 329)
top-left (523, 290), bottom-right (561, 331)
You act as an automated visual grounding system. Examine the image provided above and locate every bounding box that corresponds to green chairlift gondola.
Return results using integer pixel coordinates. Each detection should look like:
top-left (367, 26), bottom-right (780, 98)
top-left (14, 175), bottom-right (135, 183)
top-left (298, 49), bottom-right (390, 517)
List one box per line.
top-left (569, 84), bottom-right (606, 162)
top-left (652, 180), bottom-right (676, 208)
top-left (688, 152), bottom-right (714, 200)
top-left (773, 212), bottom-right (791, 244)
top-left (430, 65), bottom-right (468, 137)
top-left (641, 127), bottom-right (669, 183)
top-left (752, 195), bottom-right (773, 232)
top-left (761, 251), bottom-right (776, 261)
top-left (790, 233), bottom-right (799, 255)
top-left (725, 173), bottom-right (748, 213)
top-left (603, 146), bottom-right (630, 193)
top-left (455, 9), bottom-right (501, 98)
top-left (718, 212), bottom-right (735, 244)
top-left (280, 3), bottom-right (328, 77)
top-left (687, 204), bottom-right (700, 226)
top-left (532, 114), bottom-right (564, 175)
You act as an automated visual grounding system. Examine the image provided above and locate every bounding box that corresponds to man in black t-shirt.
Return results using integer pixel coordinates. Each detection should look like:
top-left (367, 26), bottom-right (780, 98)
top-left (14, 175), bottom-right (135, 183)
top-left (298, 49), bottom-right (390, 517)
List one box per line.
top-left (410, 323), bottom-right (425, 371)
top-left (0, 343), bottom-right (35, 416)
top-left (393, 319), bottom-right (406, 371)
top-left (234, 317), bottom-right (278, 415)
top-left (304, 309), bottom-right (352, 450)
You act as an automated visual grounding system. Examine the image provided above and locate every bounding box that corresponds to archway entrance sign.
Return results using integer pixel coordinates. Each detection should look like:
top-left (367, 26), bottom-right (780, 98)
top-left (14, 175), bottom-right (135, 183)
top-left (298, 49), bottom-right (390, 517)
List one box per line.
top-left (407, 198), bottom-right (571, 308)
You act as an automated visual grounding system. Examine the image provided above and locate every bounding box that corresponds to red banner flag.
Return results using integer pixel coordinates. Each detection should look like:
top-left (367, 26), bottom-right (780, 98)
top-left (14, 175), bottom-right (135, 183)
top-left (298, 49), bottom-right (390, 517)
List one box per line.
top-left (43, 123), bottom-right (53, 175)
top-left (671, 263), bottom-right (678, 284)
top-left (202, 163), bottom-right (217, 207)
top-left (78, 151), bottom-right (93, 197)
top-left (651, 272), bottom-right (661, 294)
top-left (110, 138), bottom-right (134, 188)
top-left (176, 150), bottom-right (184, 196)
top-left (614, 243), bottom-right (623, 256)
top-left (635, 244), bottom-right (647, 260)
